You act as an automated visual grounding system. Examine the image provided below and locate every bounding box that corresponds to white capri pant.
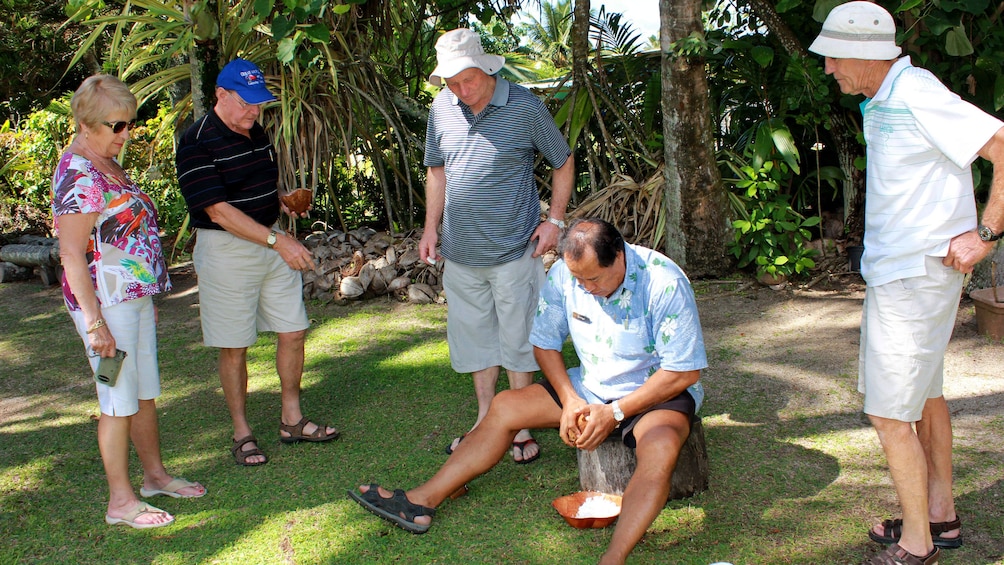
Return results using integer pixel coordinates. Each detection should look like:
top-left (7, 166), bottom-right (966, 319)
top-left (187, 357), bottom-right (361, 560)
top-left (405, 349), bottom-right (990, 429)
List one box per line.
top-left (71, 296), bottom-right (160, 417)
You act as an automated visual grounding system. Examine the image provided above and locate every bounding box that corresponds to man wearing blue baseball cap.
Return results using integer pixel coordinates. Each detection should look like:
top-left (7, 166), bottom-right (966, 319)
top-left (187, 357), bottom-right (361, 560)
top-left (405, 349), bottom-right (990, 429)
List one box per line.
top-left (176, 58), bottom-right (339, 467)
top-left (809, 3), bottom-right (1004, 564)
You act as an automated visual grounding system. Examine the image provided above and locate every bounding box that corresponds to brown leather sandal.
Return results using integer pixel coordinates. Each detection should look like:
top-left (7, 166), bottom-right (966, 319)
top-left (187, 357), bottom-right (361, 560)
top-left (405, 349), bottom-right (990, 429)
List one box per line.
top-left (863, 544), bottom-right (939, 565)
top-left (231, 435), bottom-right (268, 466)
top-left (280, 417), bottom-right (340, 443)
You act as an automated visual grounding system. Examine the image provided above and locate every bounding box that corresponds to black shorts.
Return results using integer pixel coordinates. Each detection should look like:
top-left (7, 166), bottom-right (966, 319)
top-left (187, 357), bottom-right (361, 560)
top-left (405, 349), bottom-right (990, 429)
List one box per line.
top-left (537, 379), bottom-right (696, 449)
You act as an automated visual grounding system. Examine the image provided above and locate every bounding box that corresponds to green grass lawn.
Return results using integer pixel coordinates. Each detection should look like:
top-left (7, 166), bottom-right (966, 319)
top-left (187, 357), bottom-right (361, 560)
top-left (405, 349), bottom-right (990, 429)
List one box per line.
top-left (1, 272), bottom-right (1003, 564)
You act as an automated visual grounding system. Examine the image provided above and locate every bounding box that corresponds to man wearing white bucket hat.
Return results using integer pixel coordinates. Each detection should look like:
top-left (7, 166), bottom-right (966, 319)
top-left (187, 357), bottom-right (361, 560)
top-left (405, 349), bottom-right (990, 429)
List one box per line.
top-left (810, 3), bottom-right (1004, 564)
top-left (419, 28), bottom-right (575, 465)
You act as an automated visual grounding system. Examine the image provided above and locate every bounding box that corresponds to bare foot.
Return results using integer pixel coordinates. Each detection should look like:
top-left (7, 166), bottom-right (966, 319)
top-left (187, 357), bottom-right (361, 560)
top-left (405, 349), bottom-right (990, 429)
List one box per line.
top-left (512, 429), bottom-right (539, 462)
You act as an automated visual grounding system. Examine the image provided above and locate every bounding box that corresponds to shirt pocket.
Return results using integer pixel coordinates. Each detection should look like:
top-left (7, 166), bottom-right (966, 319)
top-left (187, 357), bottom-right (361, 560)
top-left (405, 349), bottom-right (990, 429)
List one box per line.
top-left (608, 316), bottom-right (653, 360)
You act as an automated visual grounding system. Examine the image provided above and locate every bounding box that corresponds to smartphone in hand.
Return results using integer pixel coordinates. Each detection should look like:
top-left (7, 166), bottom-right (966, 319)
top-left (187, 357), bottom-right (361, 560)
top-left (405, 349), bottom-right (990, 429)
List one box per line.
top-left (94, 349), bottom-right (127, 387)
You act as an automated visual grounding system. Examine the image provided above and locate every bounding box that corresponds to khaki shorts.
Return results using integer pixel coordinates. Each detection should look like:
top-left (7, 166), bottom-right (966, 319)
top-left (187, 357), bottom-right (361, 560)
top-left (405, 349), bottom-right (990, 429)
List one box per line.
top-left (193, 228), bottom-right (309, 348)
top-left (71, 296), bottom-right (160, 417)
top-left (859, 255), bottom-right (963, 422)
top-left (442, 243), bottom-right (544, 373)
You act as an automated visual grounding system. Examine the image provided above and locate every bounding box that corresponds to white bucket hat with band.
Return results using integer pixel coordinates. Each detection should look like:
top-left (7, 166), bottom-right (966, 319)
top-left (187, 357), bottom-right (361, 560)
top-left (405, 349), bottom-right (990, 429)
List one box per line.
top-left (808, 1), bottom-right (902, 60)
top-left (428, 28), bottom-right (506, 86)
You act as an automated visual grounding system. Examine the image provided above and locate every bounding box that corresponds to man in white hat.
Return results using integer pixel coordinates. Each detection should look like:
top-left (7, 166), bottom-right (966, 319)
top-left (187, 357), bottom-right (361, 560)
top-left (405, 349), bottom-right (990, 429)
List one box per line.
top-left (419, 28), bottom-right (575, 464)
top-left (809, 3), bottom-right (1004, 564)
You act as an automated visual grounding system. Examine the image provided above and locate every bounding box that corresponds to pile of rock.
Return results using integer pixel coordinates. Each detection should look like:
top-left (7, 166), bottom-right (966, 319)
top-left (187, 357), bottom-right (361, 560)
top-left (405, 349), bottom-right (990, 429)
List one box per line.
top-left (301, 227), bottom-right (443, 304)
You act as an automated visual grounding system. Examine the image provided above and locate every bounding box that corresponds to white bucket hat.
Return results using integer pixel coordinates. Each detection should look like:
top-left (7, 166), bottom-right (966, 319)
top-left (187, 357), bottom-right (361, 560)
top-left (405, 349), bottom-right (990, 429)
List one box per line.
top-left (808, 1), bottom-right (902, 60)
top-left (428, 28), bottom-right (506, 86)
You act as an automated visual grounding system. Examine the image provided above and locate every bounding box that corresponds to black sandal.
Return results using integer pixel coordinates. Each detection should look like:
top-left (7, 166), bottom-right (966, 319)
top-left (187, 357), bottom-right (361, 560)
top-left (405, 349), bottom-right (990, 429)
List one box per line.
top-left (868, 516), bottom-right (962, 549)
top-left (231, 435), bottom-right (268, 466)
top-left (347, 484), bottom-right (435, 534)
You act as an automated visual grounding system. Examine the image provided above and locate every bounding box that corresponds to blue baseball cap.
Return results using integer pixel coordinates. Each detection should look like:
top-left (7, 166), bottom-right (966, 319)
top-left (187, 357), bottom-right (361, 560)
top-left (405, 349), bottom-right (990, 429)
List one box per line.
top-left (216, 58), bottom-right (277, 104)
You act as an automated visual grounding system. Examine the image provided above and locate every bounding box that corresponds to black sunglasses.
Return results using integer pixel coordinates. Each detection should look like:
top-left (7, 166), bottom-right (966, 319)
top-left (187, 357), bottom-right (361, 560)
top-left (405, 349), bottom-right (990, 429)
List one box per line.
top-left (101, 119), bottom-right (137, 134)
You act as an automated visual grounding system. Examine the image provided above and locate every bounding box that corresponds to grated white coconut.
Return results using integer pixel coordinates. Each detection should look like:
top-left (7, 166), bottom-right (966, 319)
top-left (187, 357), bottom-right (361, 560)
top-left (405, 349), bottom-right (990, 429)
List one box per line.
top-left (574, 495), bottom-right (620, 518)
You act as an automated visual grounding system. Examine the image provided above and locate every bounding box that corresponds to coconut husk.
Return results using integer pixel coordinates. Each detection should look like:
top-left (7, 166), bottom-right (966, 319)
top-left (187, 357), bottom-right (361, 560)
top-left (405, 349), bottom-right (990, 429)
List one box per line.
top-left (281, 188), bottom-right (313, 215)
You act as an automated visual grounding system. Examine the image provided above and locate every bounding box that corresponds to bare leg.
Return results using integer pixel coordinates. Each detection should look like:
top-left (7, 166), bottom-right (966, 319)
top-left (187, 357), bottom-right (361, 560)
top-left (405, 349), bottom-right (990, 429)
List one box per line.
top-left (99, 414), bottom-right (172, 526)
top-left (276, 330), bottom-right (335, 438)
top-left (447, 366), bottom-right (500, 453)
top-left (359, 385), bottom-right (561, 528)
top-left (218, 346), bottom-right (265, 464)
top-left (599, 411), bottom-right (690, 565)
top-left (870, 414), bottom-right (934, 557)
top-left (471, 366), bottom-right (500, 425)
top-left (507, 369), bottom-right (538, 461)
top-left (131, 399), bottom-right (204, 496)
top-left (917, 396), bottom-right (960, 540)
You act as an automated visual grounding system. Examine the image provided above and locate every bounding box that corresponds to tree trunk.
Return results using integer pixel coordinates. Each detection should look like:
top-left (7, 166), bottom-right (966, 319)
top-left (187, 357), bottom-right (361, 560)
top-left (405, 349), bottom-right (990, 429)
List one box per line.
top-left (660, 0), bottom-right (730, 277)
top-left (185, 0), bottom-right (219, 121)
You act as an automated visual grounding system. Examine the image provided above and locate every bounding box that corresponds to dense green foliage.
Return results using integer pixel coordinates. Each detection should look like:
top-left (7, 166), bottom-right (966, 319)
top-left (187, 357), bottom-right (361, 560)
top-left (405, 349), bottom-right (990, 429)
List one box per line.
top-left (2, 0), bottom-right (1002, 274)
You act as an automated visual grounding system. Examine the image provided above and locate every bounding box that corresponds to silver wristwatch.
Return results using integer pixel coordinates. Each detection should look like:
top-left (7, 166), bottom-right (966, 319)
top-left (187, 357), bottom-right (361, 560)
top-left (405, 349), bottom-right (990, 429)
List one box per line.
top-left (546, 217), bottom-right (566, 230)
top-left (611, 400), bottom-right (625, 423)
top-left (978, 224), bottom-right (1002, 242)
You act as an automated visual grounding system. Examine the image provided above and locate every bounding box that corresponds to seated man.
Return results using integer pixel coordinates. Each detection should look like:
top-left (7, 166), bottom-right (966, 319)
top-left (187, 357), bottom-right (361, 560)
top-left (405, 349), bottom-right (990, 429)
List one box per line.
top-left (349, 218), bottom-right (707, 565)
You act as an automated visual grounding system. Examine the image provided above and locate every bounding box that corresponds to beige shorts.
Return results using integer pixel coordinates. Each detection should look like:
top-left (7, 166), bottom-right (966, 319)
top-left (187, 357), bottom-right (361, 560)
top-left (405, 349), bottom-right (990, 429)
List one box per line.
top-left (71, 296), bottom-right (160, 417)
top-left (193, 228), bottom-right (309, 348)
top-left (442, 243), bottom-right (544, 373)
top-left (859, 255), bottom-right (963, 422)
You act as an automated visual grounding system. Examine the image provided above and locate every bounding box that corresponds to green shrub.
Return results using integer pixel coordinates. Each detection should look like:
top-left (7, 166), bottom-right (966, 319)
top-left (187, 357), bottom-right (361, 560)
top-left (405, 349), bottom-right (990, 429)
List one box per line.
top-left (727, 160), bottom-right (819, 281)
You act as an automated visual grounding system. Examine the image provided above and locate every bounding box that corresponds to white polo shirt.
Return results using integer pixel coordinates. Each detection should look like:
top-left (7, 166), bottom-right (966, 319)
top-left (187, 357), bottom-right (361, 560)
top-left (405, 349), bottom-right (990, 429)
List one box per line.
top-left (860, 56), bottom-right (1003, 286)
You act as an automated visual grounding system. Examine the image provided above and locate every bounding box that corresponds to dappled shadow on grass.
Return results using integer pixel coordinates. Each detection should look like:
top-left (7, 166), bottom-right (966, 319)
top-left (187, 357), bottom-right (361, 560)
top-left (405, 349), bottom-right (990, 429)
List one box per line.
top-left (3, 276), bottom-right (1004, 563)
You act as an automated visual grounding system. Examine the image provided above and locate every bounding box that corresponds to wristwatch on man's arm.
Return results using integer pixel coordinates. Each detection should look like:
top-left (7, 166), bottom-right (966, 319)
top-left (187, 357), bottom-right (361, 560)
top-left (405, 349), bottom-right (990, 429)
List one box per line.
top-left (266, 230), bottom-right (278, 248)
top-left (978, 224), bottom-right (1003, 242)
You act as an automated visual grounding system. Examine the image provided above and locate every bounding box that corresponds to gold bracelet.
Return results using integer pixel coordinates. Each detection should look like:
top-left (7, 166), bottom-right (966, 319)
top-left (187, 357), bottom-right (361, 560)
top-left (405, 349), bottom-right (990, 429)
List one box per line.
top-left (86, 318), bottom-right (106, 334)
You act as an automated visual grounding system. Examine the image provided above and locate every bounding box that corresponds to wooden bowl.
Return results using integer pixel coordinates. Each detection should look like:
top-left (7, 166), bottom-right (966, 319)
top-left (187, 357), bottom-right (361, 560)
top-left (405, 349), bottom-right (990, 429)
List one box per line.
top-left (281, 188), bottom-right (312, 214)
top-left (551, 491), bottom-right (622, 529)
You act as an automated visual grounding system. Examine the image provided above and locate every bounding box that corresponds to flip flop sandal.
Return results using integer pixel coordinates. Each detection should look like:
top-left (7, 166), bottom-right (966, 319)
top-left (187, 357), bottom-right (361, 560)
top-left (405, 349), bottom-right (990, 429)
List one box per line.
top-left (232, 435), bottom-right (268, 466)
top-left (863, 543), bottom-right (939, 565)
top-left (140, 477), bottom-right (207, 498)
top-left (445, 433), bottom-right (466, 455)
top-left (280, 417), bottom-right (340, 443)
top-left (512, 437), bottom-right (541, 465)
top-left (347, 484), bottom-right (436, 534)
top-left (869, 516), bottom-right (963, 549)
top-left (105, 501), bottom-right (175, 529)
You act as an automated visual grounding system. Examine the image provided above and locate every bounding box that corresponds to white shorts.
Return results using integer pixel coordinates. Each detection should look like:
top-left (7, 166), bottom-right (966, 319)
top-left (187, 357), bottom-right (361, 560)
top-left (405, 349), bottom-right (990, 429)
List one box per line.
top-left (71, 296), bottom-right (160, 417)
top-left (859, 255), bottom-right (963, 422)
top-left (442, 243), bottom-right (544, 373)
top-left (193, 228), bottom-right (309, 348)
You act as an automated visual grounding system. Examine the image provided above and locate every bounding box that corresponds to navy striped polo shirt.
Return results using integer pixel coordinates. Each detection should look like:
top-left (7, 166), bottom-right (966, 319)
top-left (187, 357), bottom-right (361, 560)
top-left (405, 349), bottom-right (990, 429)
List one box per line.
top-left (425, 78), bottom-right (571, 267)
top-left (176, 110), bottom-right (280, 230)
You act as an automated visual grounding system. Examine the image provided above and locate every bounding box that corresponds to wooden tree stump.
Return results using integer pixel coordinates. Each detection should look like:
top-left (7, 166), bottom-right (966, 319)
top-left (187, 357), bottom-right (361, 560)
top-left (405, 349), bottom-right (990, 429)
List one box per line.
top-left (577, 416), bottom-right (709, 500)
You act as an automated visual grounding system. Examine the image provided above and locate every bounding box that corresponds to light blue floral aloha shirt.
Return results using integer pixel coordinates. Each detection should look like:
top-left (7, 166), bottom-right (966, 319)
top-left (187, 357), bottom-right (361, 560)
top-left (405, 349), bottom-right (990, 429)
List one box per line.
top-left (529, 243), bottom-right (706, 411)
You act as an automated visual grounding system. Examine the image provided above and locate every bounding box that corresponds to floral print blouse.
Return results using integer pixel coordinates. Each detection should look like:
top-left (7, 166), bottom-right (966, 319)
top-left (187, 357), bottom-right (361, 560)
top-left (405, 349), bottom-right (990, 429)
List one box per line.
top-left (51, 152), bottom-right (171, 311)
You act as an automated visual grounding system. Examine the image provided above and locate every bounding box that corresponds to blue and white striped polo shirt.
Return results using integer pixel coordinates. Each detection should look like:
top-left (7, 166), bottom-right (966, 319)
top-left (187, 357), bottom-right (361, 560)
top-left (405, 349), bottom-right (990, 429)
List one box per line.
top-left (425, 77), bottom-right (571, 267)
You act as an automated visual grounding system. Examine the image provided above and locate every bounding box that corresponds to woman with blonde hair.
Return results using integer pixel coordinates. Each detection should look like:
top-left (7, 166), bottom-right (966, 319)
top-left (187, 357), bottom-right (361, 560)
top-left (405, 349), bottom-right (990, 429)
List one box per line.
top-left (52, 74), bottom-right (205, 529)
